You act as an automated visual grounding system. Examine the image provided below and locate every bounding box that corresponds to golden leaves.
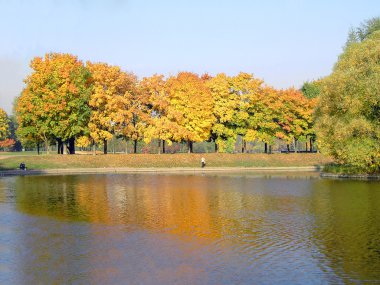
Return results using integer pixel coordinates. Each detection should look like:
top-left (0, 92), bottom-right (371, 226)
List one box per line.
top-left (0, 108), bottom-right (9, 140)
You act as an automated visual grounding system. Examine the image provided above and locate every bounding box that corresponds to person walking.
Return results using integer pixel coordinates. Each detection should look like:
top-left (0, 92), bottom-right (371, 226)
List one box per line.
top-left (201, 157), bottom-right (206, 168)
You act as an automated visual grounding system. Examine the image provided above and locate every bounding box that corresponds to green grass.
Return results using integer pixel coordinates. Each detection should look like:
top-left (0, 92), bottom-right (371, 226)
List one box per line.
top-left (323, 163), bottom-right (380, 175)
top-left (0, 153), bottom-right (332, 171)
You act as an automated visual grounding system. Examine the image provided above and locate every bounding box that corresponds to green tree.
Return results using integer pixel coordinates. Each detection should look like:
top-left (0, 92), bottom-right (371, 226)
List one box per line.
top-left (346, 17), bottom-right (380, 47)
top-left (316, 31), bottom-right (380, 172)
top-left (301, 80), bottom-right (321, 99)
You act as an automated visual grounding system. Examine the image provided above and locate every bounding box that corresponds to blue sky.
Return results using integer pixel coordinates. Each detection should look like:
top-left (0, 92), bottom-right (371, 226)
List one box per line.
top-left (0, 0), bottom-right (379, 113)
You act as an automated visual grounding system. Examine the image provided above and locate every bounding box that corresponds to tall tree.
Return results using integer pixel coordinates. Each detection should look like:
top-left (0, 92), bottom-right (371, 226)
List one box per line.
top-left (316, 31), bottom-right (380, 172)
top-left (229, 73), bottom-right (266, 153)
top-left (140, 74), bottom-right (180, 153)
top-left (166, 72), bottom-right (215, 153)
top-left (276, 88), bottom-right (316, 152)
top-left (15, 88), bottom-right (48, 154)
top-left (0, 108), bottom-right (9, 140)
top-left (346, 17), bottom-right (380, 47)
top-left (206, 73), bottom-right (239, 152)
top-left (125, 78), bottom-right (151, 154)
top-left (0, 108), bottom-right (16, 151)
top-left (87, 62), bottom-right (136, 154)
top-left (17, 53), bottom-right (92, 154)
top-left (244, 86), bottom-right (283, 153)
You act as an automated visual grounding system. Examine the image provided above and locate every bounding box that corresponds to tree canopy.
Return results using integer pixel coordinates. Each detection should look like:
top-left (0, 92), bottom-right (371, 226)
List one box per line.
top-left (301, 81), bottom-right (321, 99)
top-left (16, 53), bottom-right (92, 153)
top-left (166, 72), bottom-right (215, 152)
top-left (0, 108), bottom-right (9, 140)
top-left (346, 17), bottom-right (380, 47)
top-left (14, 53), bottom-right (316, 155)
top-left (316, 31), bottom-right (380, 172)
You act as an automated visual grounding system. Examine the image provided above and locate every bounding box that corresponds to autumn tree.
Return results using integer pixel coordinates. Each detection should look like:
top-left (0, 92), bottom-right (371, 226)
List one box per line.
top-left (227, 73), bottom-right (270, 153)
top-left (166, 72), bottom-right (215, 153)
top-left (315, 31), bottom-right (380, 172)
top-left (17, 53), bottom-right (92, 154)
top-left (87, 62), bottom-right (137, 154)
top-left (0, 108), bottom-right (9, 140)
top-left (244, 86), bottom-right (283, 153)
top-left (0, 108), bottom-right (16, 151)
top-left (126, 80), bottom-right (152, 154)
top-left (206, 73), bottom-right (239, 152)
top-left (140, 74), bottom-right (181, 153)
top-left (276, 88), bottom-right (316, 152)
top-left (16, 88), bottom-right (49, 154)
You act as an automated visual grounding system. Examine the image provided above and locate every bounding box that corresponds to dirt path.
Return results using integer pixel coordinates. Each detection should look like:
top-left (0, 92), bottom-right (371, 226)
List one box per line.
top-left (0, 156), bottom-right (11, 160)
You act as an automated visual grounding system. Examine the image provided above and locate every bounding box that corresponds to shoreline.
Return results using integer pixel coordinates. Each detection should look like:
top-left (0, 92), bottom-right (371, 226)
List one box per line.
top-left (320, 172), bottom-right (380, 180)
top-left (0, 166), bottom-right (322, 177)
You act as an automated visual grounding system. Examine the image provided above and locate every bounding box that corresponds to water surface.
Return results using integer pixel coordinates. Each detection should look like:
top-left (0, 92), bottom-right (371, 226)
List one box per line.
top-left (0, 172), bottom-right (379, 284)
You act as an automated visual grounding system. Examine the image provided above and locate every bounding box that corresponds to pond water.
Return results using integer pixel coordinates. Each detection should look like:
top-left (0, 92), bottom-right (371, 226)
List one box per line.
top-left (0, 172), bottom-right (379, 284)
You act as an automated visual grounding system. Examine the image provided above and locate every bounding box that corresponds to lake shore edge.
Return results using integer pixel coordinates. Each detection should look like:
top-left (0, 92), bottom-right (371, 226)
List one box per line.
top-left (320, 172), bottom-right (380, 180)
top-left (0, 166), bottom-right (323, 177)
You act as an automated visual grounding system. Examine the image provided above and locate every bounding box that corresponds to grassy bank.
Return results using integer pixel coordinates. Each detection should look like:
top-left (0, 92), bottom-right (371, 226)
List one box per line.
top-left (323, 163), bottom-right (380, 175)
top-left (0, 153), bottom-right (332, 170)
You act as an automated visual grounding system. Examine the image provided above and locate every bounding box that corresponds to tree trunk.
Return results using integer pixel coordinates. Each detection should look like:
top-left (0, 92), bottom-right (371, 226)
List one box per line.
top-left (287, 144), bottom-right (290, 152)
top-left (45, 139), bottom-right (49, 155)
top-left (264, 142), bottom-right (268, 154)
top-left (68, 137), bottom-right (75, 154)
top-left (188, 140), bottom-right (193, 153)
top-left (125, 139), bottom-right (128, 154)
top-left (269, 145), bottom-right (272, 154)
top-left (162, 140), bottom-right (166, 154)
top-left (158, 139), bottom-right (161, 154)
top-left (92, 140), bottom-right (96, 156)
top-left (63, 142), bottom-right (67, 155)
top-left (309, 138), bottom-right (313, 152)
top-left (103, 139), bottom-right (107, 154)
top-left (37, 142), bottom-right (40, 155)
top-left (57, 138), bottom-right (63, 154)
top-left (306, 142), bottom-right (308, 152)
top-left (134, 139), bottom-right (138, 154)
top-left (215, 141), bottom-right (218, 153)
top-left (293, 137), bottom-right (297, 153)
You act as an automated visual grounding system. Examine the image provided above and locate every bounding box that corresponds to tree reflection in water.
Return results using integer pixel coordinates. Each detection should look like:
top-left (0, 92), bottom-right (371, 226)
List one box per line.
top-left (0, 173), bottom-right (378, 284)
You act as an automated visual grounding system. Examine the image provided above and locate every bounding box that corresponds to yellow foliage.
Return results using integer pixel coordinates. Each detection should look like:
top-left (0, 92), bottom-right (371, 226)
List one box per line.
top-left (0, 108), bottom-right (9, 140)
top-left (87, 62), bottom-right (137, 143)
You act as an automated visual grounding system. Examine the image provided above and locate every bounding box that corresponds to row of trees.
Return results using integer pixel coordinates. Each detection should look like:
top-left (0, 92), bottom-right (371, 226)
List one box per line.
top-left (12, 53), bottom-right (316, 155)
top-left (2, 17), bottom-right (378, 172)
